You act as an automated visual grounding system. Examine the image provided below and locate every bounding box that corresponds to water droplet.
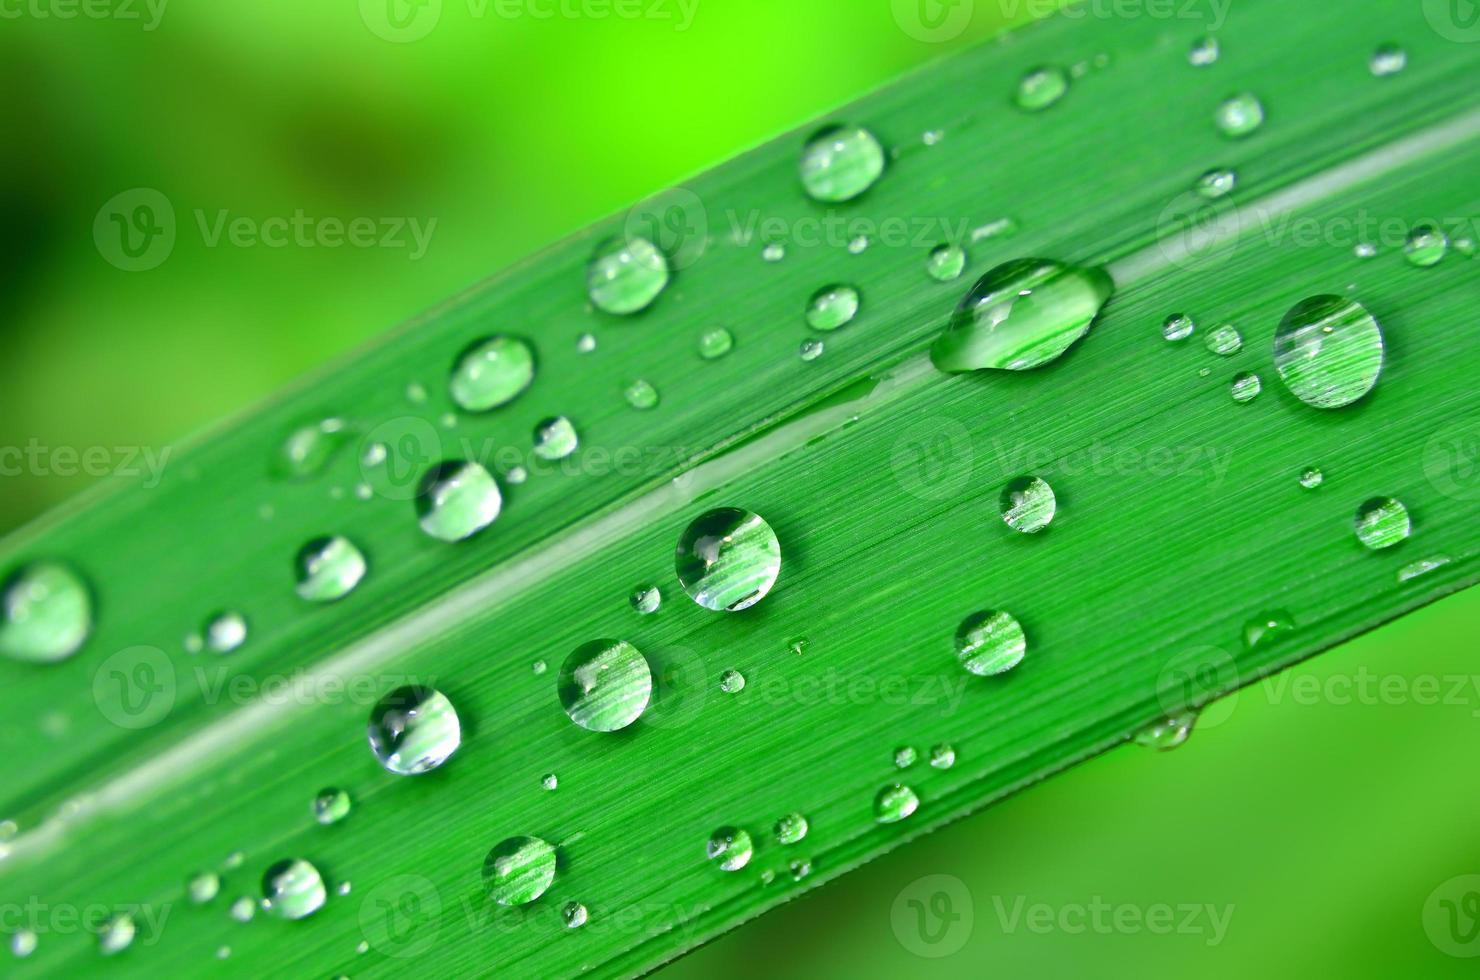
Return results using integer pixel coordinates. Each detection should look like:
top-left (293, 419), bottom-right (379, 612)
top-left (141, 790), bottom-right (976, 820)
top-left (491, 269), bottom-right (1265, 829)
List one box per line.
top-left (368, 686), bottom-right (462, 774)
top-left (563, 902), bottom-right (589, 929)
top-left (406, 382), bottom-right (428, 404)
top-left (1354, 242), bottom-right (1378, 259)
top-left (1188, 35), bottom-right (1220, 66)
top-left (1230, 372), bottom-right (1262, 404)
top-left (774, 812), bottom-right (808, 845)
top-left (558, 639), bottom-right (653, 732)
top-left (720, 669), bottom-right (746, 694)
top-left (789, 858), bottom-right (812, 881)
top-left (1243, 610), bottom-right (1295, 649)
top-left (483, 836), bottom-right (557, 906)
top-left (1273, 295), bottom-right (1384, 408)
top-left (799, 339), bottom-right (825, 362)
top-left (1162, 313), bottom-right (1195, 342)
top-left (1204, 323), bottom-right (1243, 356)
top-left (624, 379), bottom-right (660, 410)
top-left (630, 586), bottom-right (661, 614)
top-left (926, 243), bottom-right (967, 283)
top-left (217, 946), bottom-right (231, 959)
top-left (541, 773), bottom-right (558, 791)
top-left (1196, 168), bottom-right (1237, 199)
top-left (189, 871), bottom-right (221, 904)
top-left (929, 743), bottom-right (956, 769)
top-left (1015, 66), bottom-right (1069, 111)
top-left (1133, 710), bottom-right (1198, 750)
top-left (762, 241), bottom-right (787, 263)
top-left (788, 637), bottom-right (809, 656)
top-left (204, 611), bottom-right (247, 654)
top-left (676, 508), bottom-right (782, 612)
top-left (505, 465), bottom-right (528, 485)
top-left (532, 659), bottom-right (547, 675)
top-left (587, 236), bottom-right (670, 315)
top-left (847, 234), bottom-right (871, 255)
top-left (449, 336), bottom-right (536, 413)
top-left (893, 746), bottom-right (918, 769)
top-left (1354, 497), bottom-right (1411, 550)
top-left (874, 784), bottom-right (919, 824)
top-left (1404, 224), bottom-right (1449, 267)
top-left (98, 914), bottom-right (135, 955)
top-left (1369, 43), bottom-right (1407, 76)
top-left (312, 788), bottom-right (351, 826)
top-left (699, 327), bottom-right (734, 360)
top-left (576, 332), bottom-right (597, 354)
top-left (930, 258), bottom-right (1114, 373)
top-left (262, 859), bottom-right (327, 920)
top-left (999, 476), bottom-right (1056, 533)
top-left (0, 562), bottom-right (92, 663)
top-left (799, 125), bottom-right (886, 203)
top-left (11, 929), bottom-right (37, 957)
top-left (955, 610), bottom-right (1027, 676)
top-left (277, 418), bottom-right (350, 480)
top-left (805, 284), bottom-right (861, 332)
top-left (224, 851), bottom-right (245, 870)
top-left (1299, 467), bottom-right (1324, 489)
top-left (294, 536), bottom-right (367, 602)
top-left (922, 129), bottom-right (944, 146)
top-left (533, 417), bottom-right (579, 461)
top-left (1398, 555), bottom-right (1451, 582)
top-left (705, 827), bottom-right (753, 871)
top-left (1214, 93), bottom-right (1265, 138)
top-left (229, 896), bottom-right (255, 922)
top-left (416, 461), bottom-right (502, 542)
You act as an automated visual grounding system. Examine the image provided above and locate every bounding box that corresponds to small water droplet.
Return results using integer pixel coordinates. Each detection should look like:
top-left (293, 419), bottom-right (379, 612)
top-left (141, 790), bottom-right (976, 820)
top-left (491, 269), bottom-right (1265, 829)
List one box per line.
top-left (789, 858), bottom-right (812, 881)
top-left (312, 788), bottom-right (351, 826)
top-left (11, 929), bottom-right (37, 957)
top-left (1214, 93), bottom-right (1265, 138)
top-left (368, 686), bottom-right (462, 774)
top-left (676, 508), bottom-right (782, 612)
top-left (893, 746), bottom-right (918, 769)
top-left (788, 637), bottom-right (810, 656)
top-left (1204, 324), bottom-right (1243, 356)
top-left (799, 339), bottom-right (825, 362)
top-left (926, 243), bottom-right (967, 283)
top-left (929, 743), bottom-right (956, 769)
top-left (1354, 242), bottom-right (1378, 259)
top-left (277, 418), bottom-right (351, 480)
top-left (229, 896), bottom-right (255, 923)
top-left (576, 332), bottom-right (597, 354)
top-left (189, 871), bottom-right (221, 904)
top-left (483, 836), bottom-right (557, 906)
top-left (406, 382), bottom-right (428, 404)
top-left (337, 881), bottom-right (351, 896)
top-left (847, 234), bottom-right (871, 255)
top-left (1196, 168), bottom-right (1237, 199)
top-left (1188, 35), bottom-right (1220, 66)
top-left (204, 611), bottom-right (247, 654)
top-left (587, 236), bottom-right (670, 315)
top-left (262, 859), bottom-right (327, 920)
top-left (415, 461), bottom-right (501, 542)
top-left (955, 610), bottom-right (1027, 676)
top-left (720, 669), bottom-right (746, 694)
top-left (705, 827), bottom-right (753, 871)
top-left (874, 784), bottom-right (919, 824)
top-left (97, 912), bottom-right (135, 955)
top-left (774, 812), bottom-right (808, 845)
top-left (559, 640), bottom-right (653, 732)
top-left (1299, 467), bottom-right (1324, 489)
top-left (532, 659), bottom-right (547, 675)
top-left (449, 336), bottom-right (536, 413)
top-left (294, 536), bottom-right (367, 602)
top-left (1404, 224), bottom-right (1449, 267)
top-left (563, 902), bottom-right (589, 929)
top-left (805, 284), bottom-right (861, 332)
top-left (1369, 43), bottom-right (1407, 77)
top-left (630, 586), bottom-right (661, 614)
top-left (699, 327), bottom-right (734, 360)
top-left (1162, 313), bottom-right (1195, 342)
top-left (624, 379), bottom-right (660, 410)
top-left (1244, 610), bottom-right (1295, 649)
top-left (761, 242), bottom-right (788, 265)
top-left (533, 417), bottom-right (579, 462)
top-left (1230, 372), bottom-right (1262, 404)
top-left (1273, 295), bottom-right (1384, 408)
top-left (1015, 66), bottom-right (1069, 111)
top-left (224, 851), bottom-right (245, 870)
top-left (0, 562), bottom-right (92, 663)
top-left (1133, 710), bottom-right (1198, 750)
top-left (217, 946), bottom-right (231, 959)
top-left (541, 773), bottom-right (558, 791)
top-left (1000, 476), bottom-right (1056, 533)
top-left (1398, 555), bottom-right (1451, 583)
top-left (1354, 497), bottom-right (1411, 550)
top-left (799, 125), bottom-right (886, 203)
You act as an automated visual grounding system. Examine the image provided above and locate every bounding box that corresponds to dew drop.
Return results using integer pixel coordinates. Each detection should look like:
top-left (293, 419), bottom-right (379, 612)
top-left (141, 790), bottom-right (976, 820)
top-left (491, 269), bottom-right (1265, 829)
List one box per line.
top-left (558, 639), bottom-right (653, 732)
top-left (262, 859), bottom-right (327, 920)
top-left (1404, 224), bottom-right (1449, 267)
top-left (698, 327), bottom-right (734, 360)
top-left (847, 234), bottom-right (871, 255)
top-left (483, 836), bottom-right (557, 906)
top-left (11, 929), bottom-right (37, 957)
top-left (1369, 43), bottom-right (1407, 77)
top-left (532, 417), bottom-right (579, 462)
top-left (1299, 466), bottom-right (1324, 489)
top-left (1273, 295), bottom-right (1384, 408)
top-left (1398, 555), bottom-right (1451, 583)
top-left (0, 562), bottom-right (92, 663)
top-left (893, 746), bottom-right (918, 769)
top-left (931, 258), bottom-right (1114, 373)
top-left (774, 812), bottom-right (808, 845)
top-left (563, 902), bottom-right (589, 929)
top-left (368, 685), bottom-right (462, 775)
top-left (799, 125), bottom-right (886, 203)
top-left (541, 773), bottom-right (558, 791)
top-left (1196, 168), bottom-right (1237, 199)
top-left (576, 332), bottom-right (597, 354)
top-left (1133, 710), bottom-right (1198, 750)
top-left (624, 379), bottom-right (660, 410)
top-left (762, 241), bottom-right (786, 263)
top-left (1214, 93), bottom-right (1265, 138)
top-left (874, 784), bottom-right (919, 824)
top-left (587, 236), bottom-right (670, 315)
top-left (449, 336), bottom-right (536, 413)
top-left (1204, 323), bottom-right (1242, 356)
top-left (1188, 35), bottom-right (1220, 66)
top-left (999, 476), bottom-right (1056, 533)
top-left (1243, 611), bottom-right (1295, 650)
top-left (229, 897), bottom-right (255, 923)
top-left (1230, 372), bottom-right (1262, 404)
top-left (1162, 313), bottom-right (1195, 342)
top-left (805, 284), bottom-right (861, 332)
top-left (1354, 242), bottom-right (1377, 259)
top-left (719, 669), bottom-right (746, 694)
top-left (705, 827), bottom-right (753, 871)
top-left (98, 914), bottom-right (135, 956)
top-left (312, 788), bottom-right (351, 826)
top-left (189, 871), bottom-right (221, 904)
top-left (1015, 66), bottom-right (1069, 111)
top-left (630, 586), bottom-right (661, 614)
top-left (294, 536), bottom-right (367, 602)
top-left (1354, 497), bottom-right (1411, 550)
top-left (789, 858), bottom-right (812, 881)
top-left (954, 610), bottom-right (1027, 676)
top-left (799, 339), bottom-right (825, 362)
top-left (926, 243), bottom-right (967, 282)
top-left (277, 418), bottom-right (351, 480)
top-left (415, 461), bottom-right (501, 542)
top-left (532, 659), bottom-right (547, 675)
top-left (675, 508), bottom-right (782, 612)
top-left (929, 743), bottom-right (956, 769)
top-left (204, 611), bottom-right (247, 654)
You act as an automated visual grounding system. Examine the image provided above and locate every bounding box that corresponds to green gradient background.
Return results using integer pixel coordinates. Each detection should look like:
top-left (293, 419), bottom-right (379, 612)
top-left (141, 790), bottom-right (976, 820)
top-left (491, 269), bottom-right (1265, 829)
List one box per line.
top-left (1, 1), bottom-right (1477, 976)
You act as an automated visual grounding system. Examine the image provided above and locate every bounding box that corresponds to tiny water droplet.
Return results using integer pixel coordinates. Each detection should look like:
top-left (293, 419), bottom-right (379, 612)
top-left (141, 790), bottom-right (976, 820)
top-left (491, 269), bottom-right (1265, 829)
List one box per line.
top-left (277, 418), bottom-right (350, 480)
top-left (1244, 611), bottom-right (1295, 649)
top-left (926, 243), bottom-right (967, 283)
top-left (368, 686), bottom-right (462, 774)
top-left (761, 241), bottom-right (788, 264)
top-left (416, 461), bottom-right (501, 542)
top-left (337, 881), bottom-right (351, 896)
top-left (449, 336), bottom-right (536, 413)
top-left (312, 788), bottom-right (351, 826)
top-left (224, 851), bottom-right (245, 870)
top-left (217, 946), bottom-right (231, 960)
top-left (1369, 43), bottom-right (1407, 77)
top-left (799, 339), bottom-right (825, 362)
top-left (406, 382), bottom-right (428, 404)
top-left (1273, 295), bottom-right (1384, 408)
top-left (699, 327), bottom-right (734, 360)
top-left (955, 610), bottom-right (1027, 676)
top-left (11, 929), bottom-right (37, 957)
top-left (541, 773), bottom-right (558, 791)
top-left (576, 332), bottom-right (597, 353)
top-left (1404, 224), bottom-right (1449, 267)
top-left (1015, 66), bottom-right (1069, 111)
top-left (1214, 93), bottom-right (1265, 138)
top-left (262, 859), bottom-right (327, 920)
top-left (98, 914), bottom-right (135, 956)
top-left (1354, 497), bottom-right (1411, 550)
top-left (893, 746), bottom-right (918, 769)
top-left (788, 637), bottom-right (809, 656)
top-left (483, 836), bottom-right (557, 906)
top-left (1230, 372), bottom-right (1262, 404)
top-left (1354, 242), bottom-right (1378, 259)
top-left (1398, 555), bottom-right (1451, 583)
top-left (624, 379), bottom-right (660, 410)
top-left (774, 812), bottom-right (809, 845)
top-left (1162, 314), bottom-right (1195, 342)
top-left (563, 902), bottom-right (589, 929)
top-left (720, 669), bottom-right (746, 694)
top-left (799, 125), bottom-right (886, 203)
top-left (587, 236), bottom-right (670, 315)
top-left (533, 417), bottom-right (579, 461)
top-left (805, 284), bottom-right (861, 332)
top-left (1188, 35), bottom-right (1220, 66)
top-left (630, 586), bottom-right (661, 614)
top-left (847, 234), bottom-right (871, 255)
top-left (0, 562), bottom-right (92, 663)
top-left (189, 871), bottom-right (221, 904)
top-left (532, 659), bottom-right (547, 675)
top-left (505, 465), bottom-right (528, 485)
top-left (1196, 168), bottom-right (1237, 199)
top-left (229, 896), bottom-right (255, 923)
top-left (1299, 467), bottom-right (1324, 489)
top-left (789, 858), bottom-right (812, 881)
top-left (1133, 710), bottom-right (1198, 750)
top-left (558, 640), bottom-right (653, 732)
top-left (1000, 476), bottom-right (1056, 533)
top-left (706, 827), bottom-right (753, 871)
top-left (929, 743), bottom-right (956, 769)
top-left (676, 508), bottom-right (782, 612)
top-left (204, 611), bottom-right (247, 654)
top-left (874, 784), bottom-right (919, 824)
top-left (294, 536), bottom-right (367, 602)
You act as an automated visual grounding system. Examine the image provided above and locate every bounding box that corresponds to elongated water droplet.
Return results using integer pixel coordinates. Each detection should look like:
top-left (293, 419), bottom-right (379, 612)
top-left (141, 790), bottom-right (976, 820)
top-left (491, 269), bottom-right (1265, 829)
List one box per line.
top-left (624, 379), bottom-right (660, 410)
top-left (1299, 466), bottom-right (1324, 489)
top-left (0, 562), bottom-right (92, 663)
top-left (587, 236), bottom-right (669, 315)
top-left (1273, 295), bottom-right (1384, 409)
top-left (1196, 168), bottom-right (1237, 199)
top-left (893, 746), bottom-right (918, 769)
top-left (676, 508), bottom-right (782, 612)
top-left (1162, 314), bottom-right (1195, 342)
top-left (1134, 710), bottom-right (1198, 750)
top-left (926, 243), bottom-right (967, 282)
top-left (955, 610), bottom-right (1027, 676)
top-left (1214, 93), bottom-right (1265, 138)
top-left (799, 339), bottom-right (825, 362)
top-left (1354, 497), bottom-right (1411, 550)
top-left (630, 586), bottom-right (661, 614)
top-left (1244, 610), bottom-right (1295, 650)
top-left (774, 812), bottom-right (808, 845)
top-left (98, 914), bottom-right (135, 955)
top-left (533, 417), bottom-right (579, 461)
top-left (1404, 224), bottom-right (1448, 267)
top-left (806, 284), bottom-right (861, 332)
top-left (698, 327), bottom-right (734, 360)
top-left (416, 461), bottom-right (501, 542)
top-left (1015, 66), bottom-right (1068, 111)
top-left (295, 536), bottom-right (367, 602)
top-left (559, 639), bottom-right (652, 732)
top-left (1188, 35), bottom-right (1219, 66)
top-left (262, 859), bottom-right (326, 920)
top-left (368, 686), bottom-right (461, 774)
top-left (277, 418), bottom-right (350, 480)
top-left (483, 836), bottom-right (557, 906)
top-left (931, 258), bottom-right (1113, 373)
top-left (1204, 324), bottom-right (1242, 356)
top-left (204, 611), bottom-right (247, 654)
top-left (563, 902), bottom-right (589, 929)
top-left (874, 784), bottom-right (919, 824)
top-left (705, 827), bottom-right (753, 871)
top-left (929, 743), bottom-right (956, 769)
top-left (1398, 555), bottom-right (1451, 582)
top-left (1369, 44), bottom-right (1407, 77)
top-left (449, 336), bottom-right (535, 412)
top-left (1230, 372), bottom-right (1262, 404)
top-left (799, 125), bottom-right (885, 203)
top-left (312, 788), bottom-right (351, 826)
top-left (1000, 476), bottom-right (1056, 533)
top-left (719, 669), bottom-right (746, 694)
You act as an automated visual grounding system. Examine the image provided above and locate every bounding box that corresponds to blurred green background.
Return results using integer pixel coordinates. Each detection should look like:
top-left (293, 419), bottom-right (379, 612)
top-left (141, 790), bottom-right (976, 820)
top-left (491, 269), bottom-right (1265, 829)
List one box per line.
top-left (1, 1), bottom-right (1477, 976)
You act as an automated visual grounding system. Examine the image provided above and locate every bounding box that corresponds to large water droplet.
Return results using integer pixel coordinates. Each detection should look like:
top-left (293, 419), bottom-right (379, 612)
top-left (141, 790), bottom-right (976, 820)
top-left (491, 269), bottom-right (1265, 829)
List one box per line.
top-left (533, 417), bottom-right (579, 461)
top-left (98, 914), bottom-right (135, 955)
top-left (262, 859), bottom-right (327, 920)
top-left (0, 562), bottom-right (92, 663)
top-left (484, 836), bottom-right (557, 906)
top-left (294, 536), bottom-right (367, 602)
top-left (312, 788), bottom-right (351, 826)
top-left (874, 784), bottom-right (919, 823)
top-left (1015, 66), bottom-right (1069, 111)
top-left (1354, 497), bottom-right (1411, 550)
top-left (416, 461), bottom-right (501, 542)
top-left (799, 125), bottom-right (885, 203)
top-left (1273, 295), bottom-right (1384, 409)
top-left (930, 258), bottom-right (1114, 373)
top-left (999, 477), bottom-right (1056, 533)
top-left (1404, 224), bottom-right (1448, 267)
top-left (587, 236), bottom-right (670, 315)
top-left (955, 610), bottom-right (1027, 676)
top-left (806, 284), bottom-right (861, 332)
top-left (705, 827), bottom-right (753, 871)
top-left (368, 686), bottom-right (461, 774)
top-left (449, 336), bottom-right (535, 412)
top-left (1214, 93), bottom-right (1265, 138)
top-left (675, 508), bottom-right (782, 612)
top-left (277, 418), bottom-right (350, 480)
top-left (558, 639), bottom-right (652, 732)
